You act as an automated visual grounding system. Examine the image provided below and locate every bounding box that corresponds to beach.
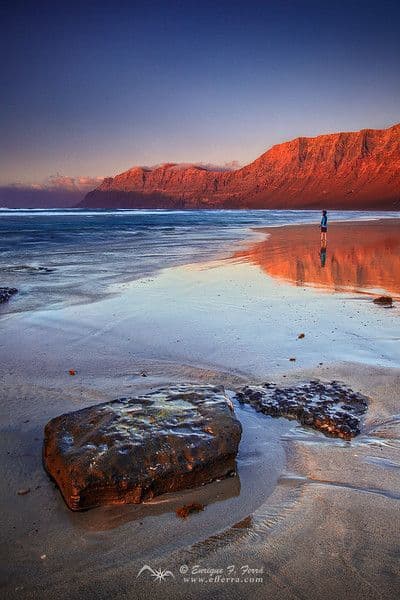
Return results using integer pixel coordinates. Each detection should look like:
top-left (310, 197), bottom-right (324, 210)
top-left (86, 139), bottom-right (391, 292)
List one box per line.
top-left (1, 212), bottom-right (399, 599)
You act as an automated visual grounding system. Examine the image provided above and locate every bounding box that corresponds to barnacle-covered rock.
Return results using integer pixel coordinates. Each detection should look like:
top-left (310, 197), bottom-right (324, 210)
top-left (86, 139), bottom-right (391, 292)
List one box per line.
top-left (0, 287), bottom-right (17, 303)
top-left (236, 380), bottom-right (368, 439)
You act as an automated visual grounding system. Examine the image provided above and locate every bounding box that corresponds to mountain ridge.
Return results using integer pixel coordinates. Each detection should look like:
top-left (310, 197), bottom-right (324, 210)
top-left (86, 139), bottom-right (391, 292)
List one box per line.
top-left (81, 123), bottom-right (400, 209)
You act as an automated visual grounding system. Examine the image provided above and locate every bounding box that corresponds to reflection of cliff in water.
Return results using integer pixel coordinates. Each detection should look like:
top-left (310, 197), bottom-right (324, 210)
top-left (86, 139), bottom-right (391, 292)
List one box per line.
top-left (235, 220), bottom-right (400, 297)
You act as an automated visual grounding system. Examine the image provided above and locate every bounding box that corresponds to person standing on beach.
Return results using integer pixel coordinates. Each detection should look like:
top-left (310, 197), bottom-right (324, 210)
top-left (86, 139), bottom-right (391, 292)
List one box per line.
top-left (320, 210), bottom-right (328, 246)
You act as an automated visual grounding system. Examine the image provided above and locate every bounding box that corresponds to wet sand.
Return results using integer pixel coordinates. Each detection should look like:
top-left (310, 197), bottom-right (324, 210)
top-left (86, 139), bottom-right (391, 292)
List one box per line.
top-left (1, 218), bottom-right (400, 599)
top-left (235, 218), bottom-right (400, 297)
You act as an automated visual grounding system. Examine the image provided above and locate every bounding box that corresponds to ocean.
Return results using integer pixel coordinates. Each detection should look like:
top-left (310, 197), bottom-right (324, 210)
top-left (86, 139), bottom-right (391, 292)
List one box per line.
top-left (1, 208), bottom-right (399, 314)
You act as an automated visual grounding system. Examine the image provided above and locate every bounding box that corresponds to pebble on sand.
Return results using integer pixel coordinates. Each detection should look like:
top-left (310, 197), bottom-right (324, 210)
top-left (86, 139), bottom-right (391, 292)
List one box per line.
top-left (373, 296), bottom-right (393, 306)
top-left (176, 503), bottom-right (205, 518)
top-left (0, 287), bottom-right (18, 304)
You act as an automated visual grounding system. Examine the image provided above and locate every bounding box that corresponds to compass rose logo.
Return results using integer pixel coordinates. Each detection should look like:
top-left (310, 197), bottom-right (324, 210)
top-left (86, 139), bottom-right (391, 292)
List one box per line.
top-left (137, 565), bottom-right (175, 582)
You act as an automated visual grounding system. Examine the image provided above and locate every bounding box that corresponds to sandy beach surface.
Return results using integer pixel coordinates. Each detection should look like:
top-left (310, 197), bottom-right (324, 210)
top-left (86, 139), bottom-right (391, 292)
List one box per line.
top-left (1, 215), bottom-right (399, 599)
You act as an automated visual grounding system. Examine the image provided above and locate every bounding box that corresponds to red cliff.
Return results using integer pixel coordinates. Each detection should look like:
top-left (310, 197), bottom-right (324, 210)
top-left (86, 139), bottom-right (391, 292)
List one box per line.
top-left (81, 124), bottom-right (400, 209)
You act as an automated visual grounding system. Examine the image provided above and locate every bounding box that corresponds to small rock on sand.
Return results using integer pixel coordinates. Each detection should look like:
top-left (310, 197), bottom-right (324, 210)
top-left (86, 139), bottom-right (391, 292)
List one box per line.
top-left (176, 503), bottom-right (204, 518)
top-left (373, 296), bottom-right (393, 306)
top-left (0, 287), bottom-right (18, 304)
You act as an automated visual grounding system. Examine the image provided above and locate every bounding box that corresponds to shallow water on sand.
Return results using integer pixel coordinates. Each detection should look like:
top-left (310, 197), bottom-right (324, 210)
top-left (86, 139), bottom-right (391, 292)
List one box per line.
top-left (1, 208), bottom-right (399, 314)
top-left (234, 219), bottom-right (400, 298)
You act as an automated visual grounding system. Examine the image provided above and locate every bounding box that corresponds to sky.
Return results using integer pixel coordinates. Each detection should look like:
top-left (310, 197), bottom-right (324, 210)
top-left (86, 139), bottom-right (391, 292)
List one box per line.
top-left (1, 0), bottom-right (399, 190)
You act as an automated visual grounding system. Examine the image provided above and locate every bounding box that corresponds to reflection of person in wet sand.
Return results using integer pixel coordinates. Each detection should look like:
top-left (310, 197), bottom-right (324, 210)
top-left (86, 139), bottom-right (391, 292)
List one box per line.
top-left (320, 209), bottom-right (328, 246)
top-left (320, 244), bottom-right (327, 267)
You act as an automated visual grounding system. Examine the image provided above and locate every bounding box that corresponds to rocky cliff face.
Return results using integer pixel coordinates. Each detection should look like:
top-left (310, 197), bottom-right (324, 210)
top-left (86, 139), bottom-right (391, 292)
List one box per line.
top-left (81, 124), bottom-right (400, 209)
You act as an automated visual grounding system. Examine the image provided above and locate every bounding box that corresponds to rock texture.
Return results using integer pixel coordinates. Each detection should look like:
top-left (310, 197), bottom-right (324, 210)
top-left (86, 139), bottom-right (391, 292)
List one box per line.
top-left (0, 287), bottom-right (18, 304)
top-left (236, 380), bottom-right (368, 439)
top-left (43, 385), bottom-right (242, 511)
top-left (81, 124), bottom-right (400, 210)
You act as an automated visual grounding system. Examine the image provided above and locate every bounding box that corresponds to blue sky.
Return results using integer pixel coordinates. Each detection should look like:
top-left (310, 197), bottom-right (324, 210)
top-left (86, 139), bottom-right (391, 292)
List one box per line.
top-left (1, 0), bottom-right (399, 186)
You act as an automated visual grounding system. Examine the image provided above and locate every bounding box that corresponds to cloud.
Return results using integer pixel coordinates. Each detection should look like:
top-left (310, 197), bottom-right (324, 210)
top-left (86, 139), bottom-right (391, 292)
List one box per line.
top-left (144, 161), bottom-right (242, 172)
top-left (0, 174), bottom-right (104, 208)
top-left (199, 160), bottom-right (242, 172)
top-left (47, 175), bottom-right (104, 191)
top-left (7, 174), bottom-right (104, 192)
top-left (75, 176), bottom-right (104, 188)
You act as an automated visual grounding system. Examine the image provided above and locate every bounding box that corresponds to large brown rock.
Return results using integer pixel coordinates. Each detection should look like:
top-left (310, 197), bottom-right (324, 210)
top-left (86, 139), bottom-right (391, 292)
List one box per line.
top-left (43, 385), bottom-right (242, 511)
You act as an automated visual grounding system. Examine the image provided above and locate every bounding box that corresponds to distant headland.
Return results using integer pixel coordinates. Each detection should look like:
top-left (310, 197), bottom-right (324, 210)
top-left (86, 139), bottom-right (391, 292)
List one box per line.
top-left (80, 123), bottom-right (400, 210)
